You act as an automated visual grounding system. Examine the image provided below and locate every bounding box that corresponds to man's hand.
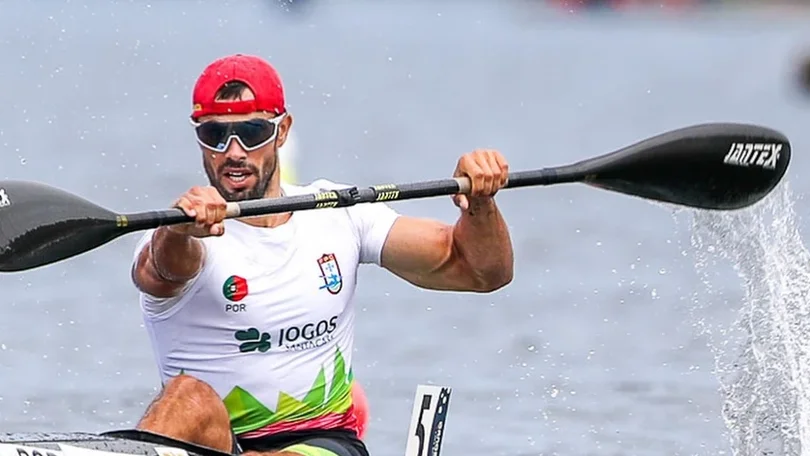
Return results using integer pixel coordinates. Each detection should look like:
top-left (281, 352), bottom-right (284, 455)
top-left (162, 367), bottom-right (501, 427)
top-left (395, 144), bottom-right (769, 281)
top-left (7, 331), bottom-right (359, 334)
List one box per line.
top-left (451, 149), bottom-right (509, 211)
top-left (169, 186), bottom-right (228, 238)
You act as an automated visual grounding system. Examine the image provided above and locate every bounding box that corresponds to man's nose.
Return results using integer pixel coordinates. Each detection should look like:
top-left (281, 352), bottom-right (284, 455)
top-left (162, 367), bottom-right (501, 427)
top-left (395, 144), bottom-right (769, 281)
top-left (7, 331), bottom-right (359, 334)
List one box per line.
top-left (224, 137), bottom-right (248, 160)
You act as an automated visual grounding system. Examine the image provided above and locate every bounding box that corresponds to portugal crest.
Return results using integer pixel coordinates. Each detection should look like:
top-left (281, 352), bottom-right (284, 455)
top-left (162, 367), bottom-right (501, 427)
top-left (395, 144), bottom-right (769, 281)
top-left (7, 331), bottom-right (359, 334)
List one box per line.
top-left (223, 275), bottom-right (249, 302)
top-left (318, 253), bottom-right (343, 295)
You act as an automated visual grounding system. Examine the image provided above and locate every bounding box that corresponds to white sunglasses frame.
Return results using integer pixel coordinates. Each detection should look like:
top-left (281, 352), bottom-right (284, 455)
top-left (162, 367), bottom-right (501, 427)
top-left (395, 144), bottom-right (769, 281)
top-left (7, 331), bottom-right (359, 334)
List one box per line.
top-left (189, 114), bottom-right (287, 153)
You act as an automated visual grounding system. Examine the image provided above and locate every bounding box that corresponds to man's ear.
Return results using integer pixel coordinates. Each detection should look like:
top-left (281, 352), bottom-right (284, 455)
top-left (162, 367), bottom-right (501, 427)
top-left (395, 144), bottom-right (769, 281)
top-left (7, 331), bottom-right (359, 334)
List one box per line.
top-left (276, 113), bottom-right (294, 148)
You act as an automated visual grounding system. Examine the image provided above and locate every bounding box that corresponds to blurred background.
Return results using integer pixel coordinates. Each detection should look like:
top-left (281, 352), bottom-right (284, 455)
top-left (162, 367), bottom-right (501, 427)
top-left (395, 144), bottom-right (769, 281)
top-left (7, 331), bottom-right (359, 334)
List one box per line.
top-left (3, 1), bottom-right (810, 455)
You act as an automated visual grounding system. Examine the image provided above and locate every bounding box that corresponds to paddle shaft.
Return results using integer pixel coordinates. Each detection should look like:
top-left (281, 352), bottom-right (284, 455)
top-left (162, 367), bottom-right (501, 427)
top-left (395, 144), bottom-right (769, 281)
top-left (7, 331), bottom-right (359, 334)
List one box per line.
top-left (0, 121), bottom-right (791, 274)
top-left (119, 167), bottom-right (582, 232)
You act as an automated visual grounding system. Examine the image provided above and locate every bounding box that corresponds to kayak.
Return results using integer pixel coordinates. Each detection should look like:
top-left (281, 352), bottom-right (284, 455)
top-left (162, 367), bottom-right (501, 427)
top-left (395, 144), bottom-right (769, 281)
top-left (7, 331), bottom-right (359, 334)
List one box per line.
top-left (0, 385), bottom-right (451, 456)
top-left (0, 430), bottom-right (227, 456)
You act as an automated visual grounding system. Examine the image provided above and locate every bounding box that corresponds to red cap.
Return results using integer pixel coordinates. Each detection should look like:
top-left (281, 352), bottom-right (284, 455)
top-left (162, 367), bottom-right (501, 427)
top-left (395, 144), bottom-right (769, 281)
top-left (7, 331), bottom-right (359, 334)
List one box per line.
top-left (191, 54), bottom-right (286, 120)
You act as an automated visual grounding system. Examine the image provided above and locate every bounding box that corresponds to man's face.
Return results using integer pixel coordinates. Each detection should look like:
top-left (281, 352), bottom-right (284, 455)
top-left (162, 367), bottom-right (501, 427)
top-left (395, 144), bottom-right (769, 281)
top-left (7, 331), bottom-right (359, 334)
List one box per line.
top-left (194, 89), bottom-right (292, 202)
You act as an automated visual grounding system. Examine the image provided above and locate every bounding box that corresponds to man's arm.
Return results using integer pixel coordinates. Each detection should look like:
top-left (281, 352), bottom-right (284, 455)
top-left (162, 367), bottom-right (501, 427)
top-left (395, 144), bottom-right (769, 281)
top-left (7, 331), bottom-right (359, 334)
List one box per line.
top-left (132, 186), bottom-right (227, 299)
top-left (132, 227), bottom-right (206, 298)
top-left (379, 149), bottom-right (514, 293)
top-left (380, 198), bottom-right (513, 293)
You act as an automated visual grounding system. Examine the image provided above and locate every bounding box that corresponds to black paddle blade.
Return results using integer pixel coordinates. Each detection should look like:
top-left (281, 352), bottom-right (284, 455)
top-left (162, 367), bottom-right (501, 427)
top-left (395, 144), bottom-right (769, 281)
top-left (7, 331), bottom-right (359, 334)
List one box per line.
top-left (0, 181), bottom-right (124, 272)
top-left (577, 123), bottom-right (791, 210)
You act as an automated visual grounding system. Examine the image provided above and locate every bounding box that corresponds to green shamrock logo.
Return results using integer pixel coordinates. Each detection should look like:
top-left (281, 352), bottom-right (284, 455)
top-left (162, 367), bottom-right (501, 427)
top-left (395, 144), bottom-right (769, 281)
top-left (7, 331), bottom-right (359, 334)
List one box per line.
top-left (235, 327), bottom-right (272, 353)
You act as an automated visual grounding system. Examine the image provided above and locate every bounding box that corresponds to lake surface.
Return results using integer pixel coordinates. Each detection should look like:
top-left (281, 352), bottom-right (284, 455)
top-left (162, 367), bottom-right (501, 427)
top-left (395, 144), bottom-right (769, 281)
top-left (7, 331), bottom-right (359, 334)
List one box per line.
top-left (3, 1), bottom-right (810, 455)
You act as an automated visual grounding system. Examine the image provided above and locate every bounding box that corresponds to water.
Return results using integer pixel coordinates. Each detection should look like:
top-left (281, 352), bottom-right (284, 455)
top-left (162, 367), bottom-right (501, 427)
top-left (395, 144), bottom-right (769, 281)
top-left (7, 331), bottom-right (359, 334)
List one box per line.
top-left (2, 1), bottom-right (810, 455)
top-left (680, 183), bottom-right (810, 456)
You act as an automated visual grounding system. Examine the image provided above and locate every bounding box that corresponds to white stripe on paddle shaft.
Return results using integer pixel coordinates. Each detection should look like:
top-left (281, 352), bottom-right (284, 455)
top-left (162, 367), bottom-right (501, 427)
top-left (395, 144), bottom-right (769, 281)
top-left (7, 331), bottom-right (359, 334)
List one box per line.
top-left (404, 385), bottom-right (452, 456)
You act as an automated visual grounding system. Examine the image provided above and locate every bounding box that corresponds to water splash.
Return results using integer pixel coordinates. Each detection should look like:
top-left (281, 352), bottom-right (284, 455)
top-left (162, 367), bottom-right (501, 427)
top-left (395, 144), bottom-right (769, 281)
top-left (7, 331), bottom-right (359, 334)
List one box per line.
top-left (678, 182), bottom-right (810, 456)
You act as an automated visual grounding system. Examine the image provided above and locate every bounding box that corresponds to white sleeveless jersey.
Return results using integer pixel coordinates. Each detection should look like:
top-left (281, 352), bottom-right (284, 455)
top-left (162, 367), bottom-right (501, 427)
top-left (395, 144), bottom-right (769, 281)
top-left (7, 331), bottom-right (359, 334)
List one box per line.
top-left (131, 179), bottom-right (400, 437)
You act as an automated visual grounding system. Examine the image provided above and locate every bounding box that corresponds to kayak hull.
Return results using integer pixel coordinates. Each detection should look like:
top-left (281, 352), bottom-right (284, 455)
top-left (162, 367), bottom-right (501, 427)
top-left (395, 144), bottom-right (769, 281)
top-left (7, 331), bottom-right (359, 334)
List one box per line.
top-left (0, 430), bottom-right (224, 456)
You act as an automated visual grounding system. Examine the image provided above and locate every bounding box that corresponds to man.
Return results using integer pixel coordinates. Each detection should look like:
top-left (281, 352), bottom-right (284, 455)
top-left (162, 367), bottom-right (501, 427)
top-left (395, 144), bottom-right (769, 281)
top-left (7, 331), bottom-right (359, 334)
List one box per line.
top-left (130, 53), bottom-right (514, 456)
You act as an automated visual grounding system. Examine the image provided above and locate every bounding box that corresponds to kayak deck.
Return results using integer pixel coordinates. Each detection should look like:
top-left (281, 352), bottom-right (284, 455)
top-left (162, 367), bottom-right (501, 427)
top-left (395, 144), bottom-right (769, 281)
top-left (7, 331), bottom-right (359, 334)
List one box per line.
top-left (0, 431), bottom-right (224, 456)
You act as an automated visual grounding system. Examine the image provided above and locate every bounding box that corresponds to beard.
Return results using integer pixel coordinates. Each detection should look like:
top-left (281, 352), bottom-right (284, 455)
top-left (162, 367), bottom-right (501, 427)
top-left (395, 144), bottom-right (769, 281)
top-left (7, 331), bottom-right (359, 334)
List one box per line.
top-left (204, 154), bottom-right (277, 202)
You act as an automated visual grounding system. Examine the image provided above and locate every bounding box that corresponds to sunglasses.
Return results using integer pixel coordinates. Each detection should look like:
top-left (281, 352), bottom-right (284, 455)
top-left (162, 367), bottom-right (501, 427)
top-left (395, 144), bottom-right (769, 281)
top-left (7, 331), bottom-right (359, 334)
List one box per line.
top-left (190, 114), bottom-right (286, 153)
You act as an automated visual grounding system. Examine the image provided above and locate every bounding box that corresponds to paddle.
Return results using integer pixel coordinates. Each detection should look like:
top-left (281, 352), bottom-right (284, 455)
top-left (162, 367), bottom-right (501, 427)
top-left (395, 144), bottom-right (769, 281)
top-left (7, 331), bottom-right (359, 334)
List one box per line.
top-left (0, 122), bottom-right (790, 273)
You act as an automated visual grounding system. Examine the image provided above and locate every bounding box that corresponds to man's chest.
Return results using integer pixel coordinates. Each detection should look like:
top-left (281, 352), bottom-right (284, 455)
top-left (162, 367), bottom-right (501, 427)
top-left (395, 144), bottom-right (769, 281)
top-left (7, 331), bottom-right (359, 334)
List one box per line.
top-left (199, 226), bottom-right (360, 328)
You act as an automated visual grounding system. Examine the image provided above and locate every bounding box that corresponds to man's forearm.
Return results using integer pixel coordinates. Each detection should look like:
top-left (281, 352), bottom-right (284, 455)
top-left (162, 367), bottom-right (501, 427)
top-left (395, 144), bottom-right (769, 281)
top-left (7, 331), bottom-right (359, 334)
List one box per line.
top-left (149, 227), bottom-right (204, 283)
top-left (452, 197), bottom-right (514, 290)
